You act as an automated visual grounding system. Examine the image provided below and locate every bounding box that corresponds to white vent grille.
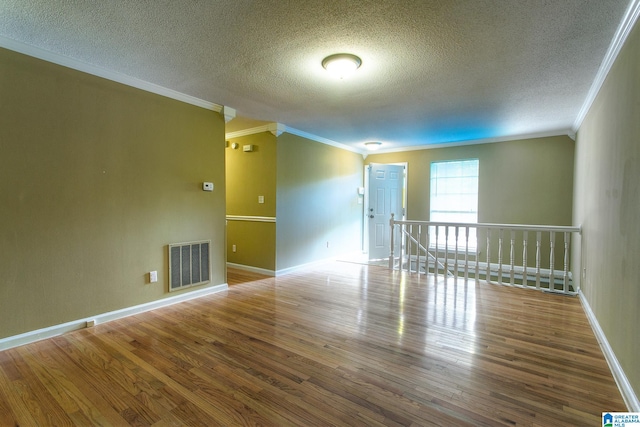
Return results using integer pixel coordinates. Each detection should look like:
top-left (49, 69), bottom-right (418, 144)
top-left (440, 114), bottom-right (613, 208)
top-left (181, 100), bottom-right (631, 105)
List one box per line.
top-left (168, 240), bottom-right (211, 292)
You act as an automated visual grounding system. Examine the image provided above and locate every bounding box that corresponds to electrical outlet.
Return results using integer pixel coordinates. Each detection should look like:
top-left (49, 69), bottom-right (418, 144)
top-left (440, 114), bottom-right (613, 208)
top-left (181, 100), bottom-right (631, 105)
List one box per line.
top-left (258, 195), bottom-right (264, 204)
top-left (150, 271), bottom-right (158, 283)
top-left (232, 244), bottom-right (237, 253)
top-left (86, 319), bottom-right (96, 328)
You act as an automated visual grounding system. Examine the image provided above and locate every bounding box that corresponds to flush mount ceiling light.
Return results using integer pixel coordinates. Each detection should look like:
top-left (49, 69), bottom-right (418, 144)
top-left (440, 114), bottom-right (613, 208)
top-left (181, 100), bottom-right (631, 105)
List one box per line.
top-left (322, 53), bottom-right (362, 79)
top-left (364, 141), bottom-right (382, 150)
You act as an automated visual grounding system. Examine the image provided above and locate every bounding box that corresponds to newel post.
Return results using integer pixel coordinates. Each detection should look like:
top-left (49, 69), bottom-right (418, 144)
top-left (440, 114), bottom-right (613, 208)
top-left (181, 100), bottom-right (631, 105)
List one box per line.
top-left (389, 213), bottom-right (395, 269)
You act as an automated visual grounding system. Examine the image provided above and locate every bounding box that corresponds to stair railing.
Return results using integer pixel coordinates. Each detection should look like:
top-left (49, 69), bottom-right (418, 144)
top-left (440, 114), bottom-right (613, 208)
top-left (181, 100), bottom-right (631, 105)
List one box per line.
top-left (389, 213), bottom-right (581, 295)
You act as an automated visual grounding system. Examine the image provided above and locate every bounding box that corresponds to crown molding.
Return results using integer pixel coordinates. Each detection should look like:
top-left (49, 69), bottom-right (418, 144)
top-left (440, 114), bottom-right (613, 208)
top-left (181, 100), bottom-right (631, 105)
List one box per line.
top-left (226, 125), bottom-right (573, 155)
top-left (269, 123), bottom-right (286, 137)
top-left (283, 126), bottom-right (361, 153)
top-left (225, 124), bottom-right (274, 139)
top-left (222, 106), bottom-right (236, 123)
top-left (224, 123), bottom-right (292, 140)
top-left (0, 36), bottom-right (222, 112)
top-left (368, 129), bottom-right (574, 154)
top-left (573, 0), bottom-right (640, 131)
top-left (225, 123), bottom-right (361, 153)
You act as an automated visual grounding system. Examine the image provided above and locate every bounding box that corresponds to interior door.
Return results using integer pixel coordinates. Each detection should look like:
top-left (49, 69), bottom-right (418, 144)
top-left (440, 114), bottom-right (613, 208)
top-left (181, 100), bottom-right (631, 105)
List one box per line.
top-left (367, 164), bottom-right (405, 260)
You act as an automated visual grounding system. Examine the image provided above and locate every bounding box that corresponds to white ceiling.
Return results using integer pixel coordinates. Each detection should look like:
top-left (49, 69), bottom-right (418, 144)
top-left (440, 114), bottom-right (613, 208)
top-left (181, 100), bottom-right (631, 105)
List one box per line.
top-left (0, 1), bottom-right (634, 152)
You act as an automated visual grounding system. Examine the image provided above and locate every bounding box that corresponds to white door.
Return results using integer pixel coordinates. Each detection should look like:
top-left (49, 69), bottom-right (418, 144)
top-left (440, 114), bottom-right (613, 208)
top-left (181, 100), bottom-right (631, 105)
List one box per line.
top-left (367, 164), bottom-right (405, 260)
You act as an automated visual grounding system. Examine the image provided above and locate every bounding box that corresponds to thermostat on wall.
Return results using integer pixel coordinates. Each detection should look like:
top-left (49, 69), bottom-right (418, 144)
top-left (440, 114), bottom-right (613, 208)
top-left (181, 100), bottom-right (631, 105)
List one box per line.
top-left (243, 144), bottom-right (254, 152)
top-left (203, 182), bottom-right (214, 191)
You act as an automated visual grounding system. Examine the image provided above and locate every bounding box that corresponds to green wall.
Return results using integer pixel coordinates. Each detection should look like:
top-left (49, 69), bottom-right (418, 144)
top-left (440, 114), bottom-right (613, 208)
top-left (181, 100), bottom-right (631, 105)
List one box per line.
top-left (225, 220), bottom-right (276, 270)
top-left (365, 135), bottom-right (574, 225)
top-left (0, 48), bottom-right (226, 339)
top-left (225, 132), bottom-right (277, 270)
top-left (365, 136), bottom-right (575, 269)
top-left (226, 133), bottom-right (277, 217)
top-left (573, 18), bottom-right (640, 400)
top-left (276, 134), bottom-right (364, 271)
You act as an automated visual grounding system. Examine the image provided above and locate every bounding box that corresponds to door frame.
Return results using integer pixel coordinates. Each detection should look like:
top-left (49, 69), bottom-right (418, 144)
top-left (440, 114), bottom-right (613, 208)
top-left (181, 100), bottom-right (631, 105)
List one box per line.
top-left (362, 162), bottom-right (408, 254)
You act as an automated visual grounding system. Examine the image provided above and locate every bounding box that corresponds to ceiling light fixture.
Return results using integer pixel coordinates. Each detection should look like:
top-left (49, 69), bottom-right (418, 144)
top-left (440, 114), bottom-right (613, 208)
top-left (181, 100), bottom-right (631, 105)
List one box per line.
top-left (364, 141), bottom-right (382, 150)
top-left (322, 53), bottom-right (362, 79)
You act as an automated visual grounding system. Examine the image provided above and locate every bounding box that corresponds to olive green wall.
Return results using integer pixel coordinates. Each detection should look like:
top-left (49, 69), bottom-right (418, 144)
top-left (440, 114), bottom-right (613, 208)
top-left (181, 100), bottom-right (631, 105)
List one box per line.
top-left (365, 136), bottom-right (574, 269)
top-left (365, 135), bottom-right (574, 226)
top-left (225, 221), bottom-right (276, 270)
top-left (226, 133), bottom-right (277, 217)
top-left (573, 19), bottom-right (640, 401)
top-left (225, 133), bottom-right (277, 270)
top-left (0, 48), bottom-right (226, 339)
top-left (276, 134), bottom-right (364, 271)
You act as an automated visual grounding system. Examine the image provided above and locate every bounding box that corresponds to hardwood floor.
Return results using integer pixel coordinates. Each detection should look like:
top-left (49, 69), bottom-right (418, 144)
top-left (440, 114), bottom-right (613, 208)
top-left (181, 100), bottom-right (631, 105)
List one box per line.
top-left (0, 261), bottom-right (626, 426)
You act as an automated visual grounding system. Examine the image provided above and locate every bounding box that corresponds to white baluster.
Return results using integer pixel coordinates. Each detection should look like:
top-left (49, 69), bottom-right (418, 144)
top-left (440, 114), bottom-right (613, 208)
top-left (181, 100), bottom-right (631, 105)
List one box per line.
top-left (498, 228), bottom-right (503, 284)
top-left (549, 231), bottom-right (556, 291)
top-left (535, 231), bottom-right (541, 289)
top-left (454, 226), bottom-right (459, 277)
top-left (522, 231), bottom-right (528, 287)
top-left (407, 224), bottom-right (412, 273)
top-left (408, 225), bottom-right (411, 271)
top-left (400, 222), bottom-right (405, 271)
top-left (405, 223), bottom-right (409, 271)
top-left (563, 231), bottom-right (570, 292)
top-left (434, 225), bottom-right (439, 279)
top-left (465, 226), bottom-right (470, 280)
top-left (486, 228), bottom-right (491, 283)
top-left (389, 213), bottom-right (395, 269)
top-left (510, 230), bottom-right (515, 286)
top-left (417, 225), bottom-right (422, 274)
top-left (426, 224), bottom-right (431, 274)
top-left (444, 226), bottom-right (449, 276)
top-left (475, 227), bottom-right (480, 280)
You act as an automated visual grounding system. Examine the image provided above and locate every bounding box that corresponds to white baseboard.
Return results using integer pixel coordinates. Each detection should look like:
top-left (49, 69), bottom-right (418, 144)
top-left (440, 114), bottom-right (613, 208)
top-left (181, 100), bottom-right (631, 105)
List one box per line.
top-left (0, 283), bottom-right (228, 352)
top-left (226, 262), bottom-right (275, 276)
top-left (275, 255), bottom-right (339, 276)
top-left (228, 255), bottom-right (342, 277)
top-left (579, 291), bottom-right (640, 411)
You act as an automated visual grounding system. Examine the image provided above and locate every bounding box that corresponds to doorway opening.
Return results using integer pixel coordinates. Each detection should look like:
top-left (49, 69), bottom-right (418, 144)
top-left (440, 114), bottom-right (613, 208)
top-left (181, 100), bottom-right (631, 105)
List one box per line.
top-left (363, 163), bottom-right (408, 262)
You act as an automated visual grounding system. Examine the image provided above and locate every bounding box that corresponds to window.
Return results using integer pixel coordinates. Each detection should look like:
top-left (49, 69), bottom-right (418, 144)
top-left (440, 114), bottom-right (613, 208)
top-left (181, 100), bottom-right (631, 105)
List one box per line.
top-left (429, 159), bottom-right (479, 248)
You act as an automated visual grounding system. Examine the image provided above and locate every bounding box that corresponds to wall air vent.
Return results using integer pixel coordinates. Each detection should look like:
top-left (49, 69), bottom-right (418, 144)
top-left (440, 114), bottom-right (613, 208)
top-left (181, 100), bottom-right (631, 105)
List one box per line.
top-left (168, 240), bottom-right (211, 292)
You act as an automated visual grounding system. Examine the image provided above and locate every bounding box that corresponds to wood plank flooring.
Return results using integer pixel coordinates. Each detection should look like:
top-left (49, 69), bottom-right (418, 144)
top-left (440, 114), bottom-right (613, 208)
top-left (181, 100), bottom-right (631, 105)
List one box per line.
top-left (0, 261), bottom-right (626, 426)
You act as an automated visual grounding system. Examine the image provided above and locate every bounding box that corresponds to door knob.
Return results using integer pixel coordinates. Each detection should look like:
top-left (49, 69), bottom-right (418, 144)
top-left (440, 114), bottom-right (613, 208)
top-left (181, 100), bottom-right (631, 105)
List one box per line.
top-left (369, 215), bottom-right (374, 218)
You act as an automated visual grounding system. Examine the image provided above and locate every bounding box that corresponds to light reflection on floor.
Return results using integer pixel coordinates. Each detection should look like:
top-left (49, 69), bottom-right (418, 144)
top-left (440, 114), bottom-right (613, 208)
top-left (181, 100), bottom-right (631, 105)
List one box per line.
top-left (313, 260), bottom-right (480, 358)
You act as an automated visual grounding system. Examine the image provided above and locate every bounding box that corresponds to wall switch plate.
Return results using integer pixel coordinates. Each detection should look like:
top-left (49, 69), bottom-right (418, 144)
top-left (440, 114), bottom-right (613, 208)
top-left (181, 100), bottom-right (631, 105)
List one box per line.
top-left (232, 244), bottom-right (237, 253)
top-left (150, 271), bottom-right (158, 283)
top-left (203, 182), bottom-right (214, 191)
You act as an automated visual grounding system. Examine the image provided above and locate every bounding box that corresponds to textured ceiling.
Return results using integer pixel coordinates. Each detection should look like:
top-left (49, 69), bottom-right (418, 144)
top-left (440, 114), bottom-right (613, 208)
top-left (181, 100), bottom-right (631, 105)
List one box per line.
top-left (0, 0), bottom-right (632, 151)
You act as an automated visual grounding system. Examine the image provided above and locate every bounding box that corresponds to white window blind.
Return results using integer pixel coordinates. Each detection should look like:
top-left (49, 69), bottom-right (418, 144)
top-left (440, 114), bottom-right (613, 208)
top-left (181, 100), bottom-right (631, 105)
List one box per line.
top-left (430, 159), bottom-right (479, 248)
